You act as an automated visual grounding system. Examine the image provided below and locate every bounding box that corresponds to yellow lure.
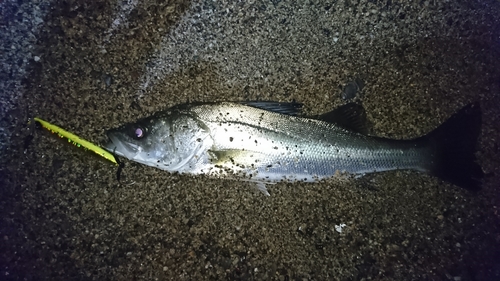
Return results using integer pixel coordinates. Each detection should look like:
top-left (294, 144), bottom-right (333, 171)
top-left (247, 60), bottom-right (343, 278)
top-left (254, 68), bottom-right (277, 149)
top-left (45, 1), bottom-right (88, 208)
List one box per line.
top-left (34, 117), bottom-right (117, 165)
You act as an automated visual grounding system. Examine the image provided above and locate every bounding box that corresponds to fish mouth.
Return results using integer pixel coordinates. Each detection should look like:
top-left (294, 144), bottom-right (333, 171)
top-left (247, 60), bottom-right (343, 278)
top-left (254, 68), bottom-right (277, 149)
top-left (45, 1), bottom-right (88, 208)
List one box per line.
top-left (103, 131), bottom-right (140, 159)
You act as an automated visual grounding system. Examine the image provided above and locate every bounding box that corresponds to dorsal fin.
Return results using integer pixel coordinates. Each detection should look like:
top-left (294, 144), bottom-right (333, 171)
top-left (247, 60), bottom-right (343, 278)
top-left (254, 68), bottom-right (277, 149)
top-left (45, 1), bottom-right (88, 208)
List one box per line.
top-left (315, 103), bottom-right (370, 135)
top-left (240, 101), bottom-right (303, 116)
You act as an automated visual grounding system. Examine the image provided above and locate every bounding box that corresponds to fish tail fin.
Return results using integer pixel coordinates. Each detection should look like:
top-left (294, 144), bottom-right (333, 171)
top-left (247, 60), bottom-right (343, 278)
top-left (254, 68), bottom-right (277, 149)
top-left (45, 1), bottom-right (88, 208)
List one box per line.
top-left (427, 103), bottom-right (483, 191)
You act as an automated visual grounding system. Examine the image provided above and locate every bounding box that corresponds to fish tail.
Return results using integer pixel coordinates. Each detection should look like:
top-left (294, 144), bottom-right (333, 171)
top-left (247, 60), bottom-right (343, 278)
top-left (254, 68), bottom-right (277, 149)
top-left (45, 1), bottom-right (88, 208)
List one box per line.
top-left (427, 103), bottom-right (483, 191)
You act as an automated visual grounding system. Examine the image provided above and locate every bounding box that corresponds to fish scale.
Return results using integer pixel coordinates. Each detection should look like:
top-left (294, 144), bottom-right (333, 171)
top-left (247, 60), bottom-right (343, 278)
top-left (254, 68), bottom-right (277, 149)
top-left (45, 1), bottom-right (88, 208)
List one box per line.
top-left (191, 103), bottom-right (432, 180)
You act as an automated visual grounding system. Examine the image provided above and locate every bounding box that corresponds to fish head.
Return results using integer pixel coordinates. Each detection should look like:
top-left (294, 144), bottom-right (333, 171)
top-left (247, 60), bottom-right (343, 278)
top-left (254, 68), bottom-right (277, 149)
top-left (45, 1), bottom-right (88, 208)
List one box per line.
top-left (104, 116), bottom-right (178, 169)
top-left (104, 113), bottom-right (212, 171)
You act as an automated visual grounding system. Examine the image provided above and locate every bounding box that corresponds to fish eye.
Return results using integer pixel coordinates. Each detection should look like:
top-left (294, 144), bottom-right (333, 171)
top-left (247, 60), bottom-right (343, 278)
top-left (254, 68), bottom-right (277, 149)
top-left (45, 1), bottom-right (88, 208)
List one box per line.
top-left (129, 126), bottom-right (146, 139)
top-left (135, 127), bottom-right (144, 138)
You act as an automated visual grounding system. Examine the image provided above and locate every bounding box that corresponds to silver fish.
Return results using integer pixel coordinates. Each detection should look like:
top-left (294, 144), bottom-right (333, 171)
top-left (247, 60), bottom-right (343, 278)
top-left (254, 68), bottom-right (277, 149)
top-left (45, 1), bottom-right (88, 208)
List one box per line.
top-left (104, 102), bottom-right (483, 194)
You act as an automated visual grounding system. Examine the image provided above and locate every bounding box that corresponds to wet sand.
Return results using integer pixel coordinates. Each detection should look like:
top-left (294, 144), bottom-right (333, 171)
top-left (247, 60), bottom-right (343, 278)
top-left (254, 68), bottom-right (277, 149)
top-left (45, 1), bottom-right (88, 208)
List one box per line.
top-left (1, 0), bottom-right (500, 280)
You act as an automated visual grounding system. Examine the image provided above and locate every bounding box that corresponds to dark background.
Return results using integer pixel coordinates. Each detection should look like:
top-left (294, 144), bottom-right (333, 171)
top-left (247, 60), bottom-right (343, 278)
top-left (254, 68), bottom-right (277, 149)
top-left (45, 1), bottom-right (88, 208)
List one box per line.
top-left (1, 0), bottom-right (500, 280)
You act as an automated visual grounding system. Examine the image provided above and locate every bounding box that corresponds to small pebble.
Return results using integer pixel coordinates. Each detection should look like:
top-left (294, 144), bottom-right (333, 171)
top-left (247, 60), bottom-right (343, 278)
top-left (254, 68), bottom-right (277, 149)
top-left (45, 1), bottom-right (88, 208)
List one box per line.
top-left (341, 78), bottom-right (364, 100)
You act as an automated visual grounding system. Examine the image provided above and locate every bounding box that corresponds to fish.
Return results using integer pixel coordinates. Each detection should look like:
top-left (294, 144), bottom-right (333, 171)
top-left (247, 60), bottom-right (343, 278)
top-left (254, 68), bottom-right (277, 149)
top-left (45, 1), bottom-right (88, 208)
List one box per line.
top-left (104, 101), bottom-right (483, 195)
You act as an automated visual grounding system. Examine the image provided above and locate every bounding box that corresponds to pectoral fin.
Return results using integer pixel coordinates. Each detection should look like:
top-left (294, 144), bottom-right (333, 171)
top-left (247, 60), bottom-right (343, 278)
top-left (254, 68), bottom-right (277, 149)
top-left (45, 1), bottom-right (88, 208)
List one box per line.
top-left (209, 150), bottom-right (272, 196)
top-left (208, 149), bottom-right (266, 167)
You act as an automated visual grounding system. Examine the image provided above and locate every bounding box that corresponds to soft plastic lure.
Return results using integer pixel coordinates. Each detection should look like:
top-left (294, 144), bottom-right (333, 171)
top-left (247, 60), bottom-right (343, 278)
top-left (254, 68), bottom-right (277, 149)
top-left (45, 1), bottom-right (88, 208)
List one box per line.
top-left (34, 117), bottom-right (117, 165)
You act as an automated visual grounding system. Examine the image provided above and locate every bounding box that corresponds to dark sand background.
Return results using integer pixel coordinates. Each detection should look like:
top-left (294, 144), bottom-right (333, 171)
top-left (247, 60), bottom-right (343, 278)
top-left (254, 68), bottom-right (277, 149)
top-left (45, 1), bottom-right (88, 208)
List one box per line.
top-left (1, 0), bottom-right (500, 280)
